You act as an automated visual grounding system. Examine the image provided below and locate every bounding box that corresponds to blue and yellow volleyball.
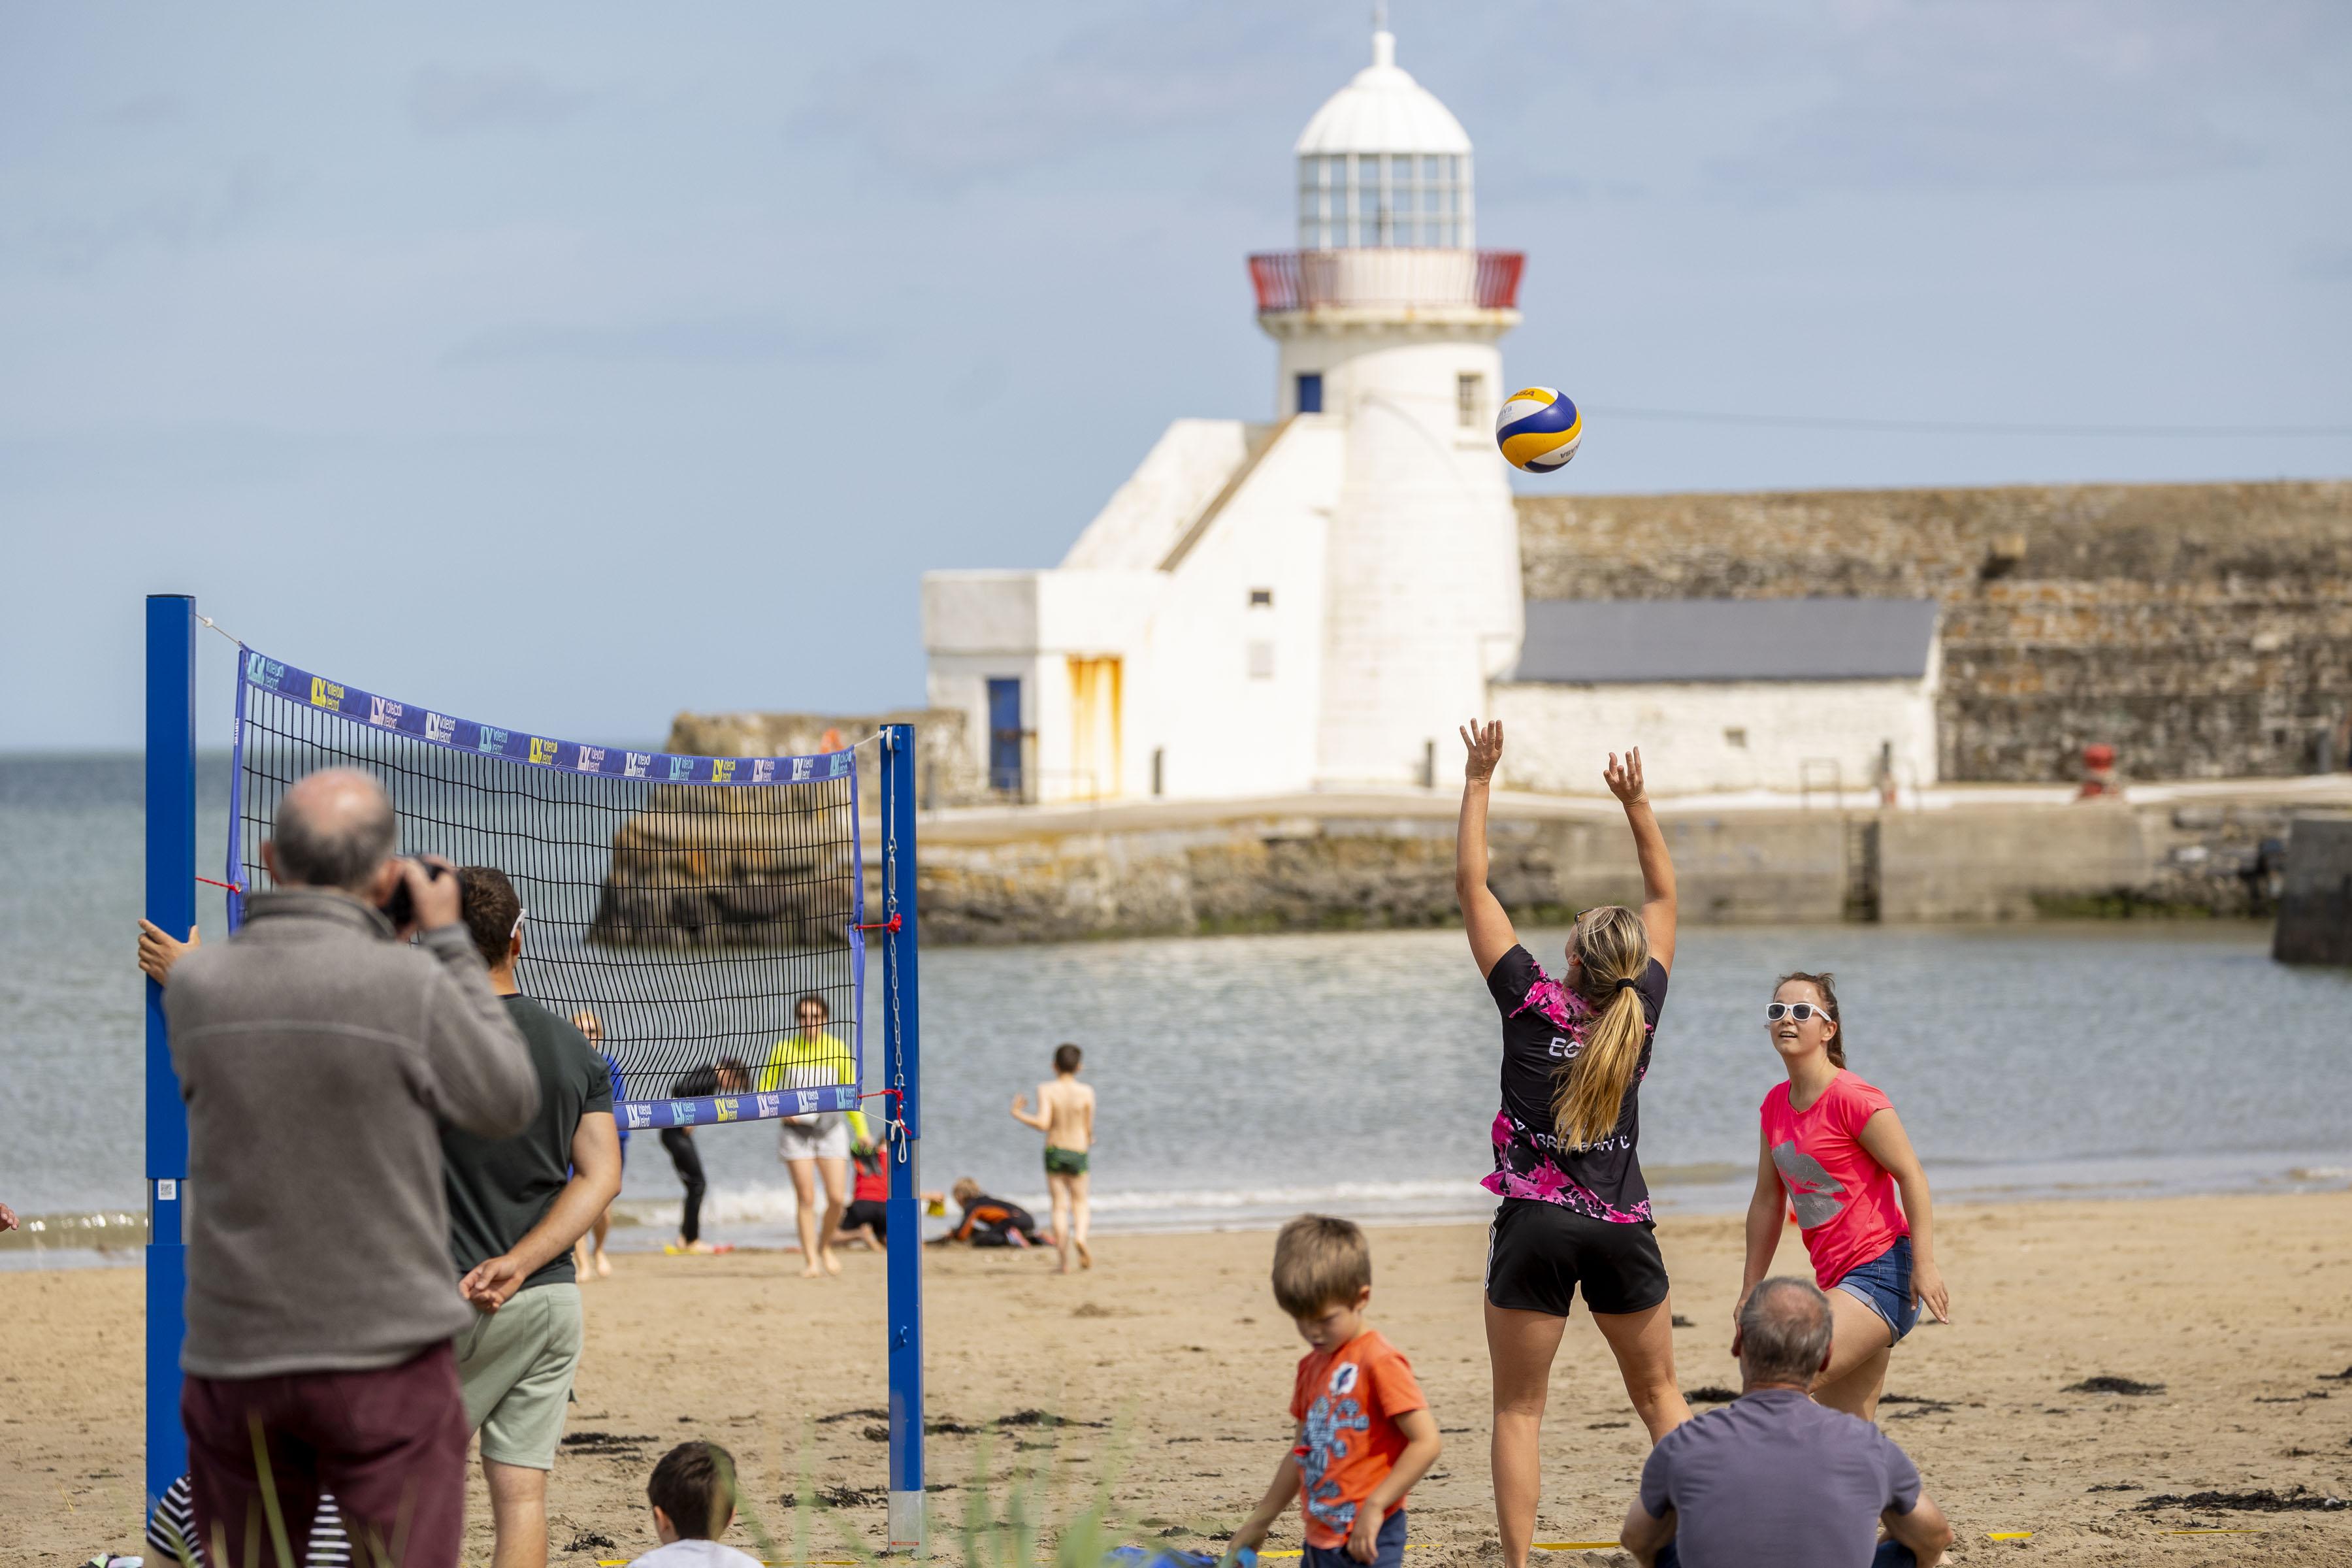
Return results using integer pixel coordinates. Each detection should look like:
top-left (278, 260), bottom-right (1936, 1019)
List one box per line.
top-left (1495, 387), bottom-right (1583, 473)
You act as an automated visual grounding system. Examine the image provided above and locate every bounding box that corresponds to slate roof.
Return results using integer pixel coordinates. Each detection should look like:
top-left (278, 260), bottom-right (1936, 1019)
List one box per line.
top-left (1507, 598), bottom-right (1939, 684)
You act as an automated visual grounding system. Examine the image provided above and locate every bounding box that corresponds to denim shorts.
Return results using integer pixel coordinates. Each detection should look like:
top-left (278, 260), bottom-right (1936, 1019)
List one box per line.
top-left (1834, 1235), bottom-right (1920, 1344)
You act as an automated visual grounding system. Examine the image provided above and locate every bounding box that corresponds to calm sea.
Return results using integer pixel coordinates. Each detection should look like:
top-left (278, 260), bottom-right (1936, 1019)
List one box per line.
top-left (4, 753), bottom-right (2348, 1265)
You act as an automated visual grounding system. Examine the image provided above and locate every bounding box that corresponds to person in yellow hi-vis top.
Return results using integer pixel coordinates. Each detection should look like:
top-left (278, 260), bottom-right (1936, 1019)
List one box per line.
top-left (760, 992), bottom-right (867, 1278)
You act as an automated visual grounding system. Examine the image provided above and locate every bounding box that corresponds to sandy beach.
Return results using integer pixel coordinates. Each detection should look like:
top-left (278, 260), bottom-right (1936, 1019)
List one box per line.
top-left (6, 1190), bottom-right (2349, 1567)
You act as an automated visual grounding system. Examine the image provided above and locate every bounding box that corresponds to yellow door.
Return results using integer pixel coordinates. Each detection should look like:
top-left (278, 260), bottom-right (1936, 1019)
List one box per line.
top-left (1066, 656), bottom-right (1122, 800)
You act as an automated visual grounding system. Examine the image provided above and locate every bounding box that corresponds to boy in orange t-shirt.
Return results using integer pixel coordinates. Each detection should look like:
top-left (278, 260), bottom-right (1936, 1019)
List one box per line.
top-left (1230, 1217), bottom-right (1443, 1567)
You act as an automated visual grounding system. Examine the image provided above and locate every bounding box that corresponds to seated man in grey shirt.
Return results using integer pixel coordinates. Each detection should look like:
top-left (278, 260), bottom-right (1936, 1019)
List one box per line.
top-left (1621, 1278), bottom-right (1953, 1568)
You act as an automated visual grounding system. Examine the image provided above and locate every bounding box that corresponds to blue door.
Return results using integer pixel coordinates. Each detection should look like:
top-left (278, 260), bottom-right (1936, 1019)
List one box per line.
top-left (987, 678), bottom-right (1023, 796)
top-left (1295, 372), bottom-right (1323, 415)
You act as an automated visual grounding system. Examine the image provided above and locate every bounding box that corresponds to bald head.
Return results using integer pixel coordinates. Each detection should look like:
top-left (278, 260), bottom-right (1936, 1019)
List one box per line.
top-left (1737, 1277), bottom-right (1834, 1389)
top-left (270, 769), bottom-right (397, 893)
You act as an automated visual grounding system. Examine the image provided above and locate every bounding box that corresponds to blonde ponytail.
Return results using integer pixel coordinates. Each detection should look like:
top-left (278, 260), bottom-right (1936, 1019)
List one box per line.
top-left (1552, 906), bottom-right (1652, 1149)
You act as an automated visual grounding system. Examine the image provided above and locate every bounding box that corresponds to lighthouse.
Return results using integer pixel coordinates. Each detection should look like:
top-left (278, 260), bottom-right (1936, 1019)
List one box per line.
top-left (1262, 23), bottom-right (1525, 787)
top-left (922, 24), bottom-right (1529, 802)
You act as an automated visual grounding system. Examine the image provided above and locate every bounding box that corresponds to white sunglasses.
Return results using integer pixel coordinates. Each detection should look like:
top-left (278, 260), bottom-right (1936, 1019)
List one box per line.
top-left (1765, 1002), bottom-right (1829, 1022)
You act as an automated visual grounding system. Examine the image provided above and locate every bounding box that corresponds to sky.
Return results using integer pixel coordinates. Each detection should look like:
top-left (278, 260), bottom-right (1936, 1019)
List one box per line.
top-left (3, 1), bottom-right (2348, 751)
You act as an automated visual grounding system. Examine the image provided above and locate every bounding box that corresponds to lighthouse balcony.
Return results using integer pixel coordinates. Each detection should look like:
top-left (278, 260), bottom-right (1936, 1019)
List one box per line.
top-left (1249, 248), bottom-right (1523, 319)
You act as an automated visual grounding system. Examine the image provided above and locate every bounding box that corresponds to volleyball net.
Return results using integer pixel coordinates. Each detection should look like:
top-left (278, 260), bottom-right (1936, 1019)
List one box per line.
top-left (227, 647), bottom-right (871, 1130)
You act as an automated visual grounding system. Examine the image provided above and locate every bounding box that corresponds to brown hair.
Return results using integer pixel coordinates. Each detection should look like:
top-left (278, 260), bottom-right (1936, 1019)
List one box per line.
top-left (457, 866), bottom-right (521, 970)
top-left (647, 1439), bottom-right (736, 1539)
top-left (1271, 1214), bottom-right (1371, 1318)
top-left (1552, 906), bottom-right (1652, 1149)
top-left (796, 992), bottom-right (829, 1021)
top-left (1053, 1042), bottom-right (1082, 1074)
top-left (1776, 971), bottom-right (1845, 1068)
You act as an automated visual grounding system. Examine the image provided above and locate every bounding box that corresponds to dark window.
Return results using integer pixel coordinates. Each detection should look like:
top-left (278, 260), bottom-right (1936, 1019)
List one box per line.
top-left (987, 678), bottom-right (1023, 796)
top-left (1295, 373), bottom-right (1322, 414)
top-left (1249, 588), bottom-right (1273, 608)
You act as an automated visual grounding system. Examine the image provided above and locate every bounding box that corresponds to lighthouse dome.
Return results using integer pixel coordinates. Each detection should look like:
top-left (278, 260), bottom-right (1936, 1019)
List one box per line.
top-left (1294, 30), bottom-right (1473, 248)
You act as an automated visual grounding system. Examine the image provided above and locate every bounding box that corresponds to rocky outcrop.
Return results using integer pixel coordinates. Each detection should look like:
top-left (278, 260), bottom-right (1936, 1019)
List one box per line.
top-left (589, 783), bottom-right (857, 949)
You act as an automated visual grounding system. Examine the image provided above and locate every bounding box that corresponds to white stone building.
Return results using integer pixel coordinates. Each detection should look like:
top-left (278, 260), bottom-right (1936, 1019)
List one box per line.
top-left (922, 26), bottom-right (1940, 802)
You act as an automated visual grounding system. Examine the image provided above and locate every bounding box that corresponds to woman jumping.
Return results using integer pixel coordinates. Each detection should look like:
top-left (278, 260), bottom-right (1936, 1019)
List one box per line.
top-left (1738, 972), bottom-right (1950, 1420)
top-left (1456, 720), bottom-right (1690, 1568)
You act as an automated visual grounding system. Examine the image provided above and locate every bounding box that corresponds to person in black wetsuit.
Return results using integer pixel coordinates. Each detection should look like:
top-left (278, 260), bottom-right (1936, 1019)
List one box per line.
top-left (661, 1058), bottom-right (749, 1253)
top-left (932, 1177), bottom-right (1040, 1249)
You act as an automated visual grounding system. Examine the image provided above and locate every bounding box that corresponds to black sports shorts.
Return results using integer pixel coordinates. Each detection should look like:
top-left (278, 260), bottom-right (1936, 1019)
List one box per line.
top-left (842, 1198), bottom-right (887, 1240)
top-left (1485, 1198), bottom-right (1669, 1318)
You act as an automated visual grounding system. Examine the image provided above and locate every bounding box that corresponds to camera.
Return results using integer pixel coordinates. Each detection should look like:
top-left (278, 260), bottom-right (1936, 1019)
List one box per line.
top-left (379, 858), bottom-right (453, 929)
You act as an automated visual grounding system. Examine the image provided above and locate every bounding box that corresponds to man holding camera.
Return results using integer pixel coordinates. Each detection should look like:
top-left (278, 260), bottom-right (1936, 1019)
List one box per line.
top-left (140, 767), bottom-right (538, 1568)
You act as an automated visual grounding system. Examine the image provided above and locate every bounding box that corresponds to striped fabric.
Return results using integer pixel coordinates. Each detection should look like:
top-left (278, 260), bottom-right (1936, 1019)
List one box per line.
top-left (146, 1475), bottom-right (352, 1568)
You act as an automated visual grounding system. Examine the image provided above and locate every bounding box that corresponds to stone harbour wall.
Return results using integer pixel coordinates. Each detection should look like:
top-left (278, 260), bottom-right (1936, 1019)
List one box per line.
top-left (906, 800), bottom-right (2293, 945)
top-left (1516, 480), bottom-right (2352, 782)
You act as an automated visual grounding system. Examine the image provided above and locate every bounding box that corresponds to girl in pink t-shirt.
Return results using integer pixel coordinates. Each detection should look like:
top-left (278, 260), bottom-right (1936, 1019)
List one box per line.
top-left (1738, 971), bottom-right (1950, 1420)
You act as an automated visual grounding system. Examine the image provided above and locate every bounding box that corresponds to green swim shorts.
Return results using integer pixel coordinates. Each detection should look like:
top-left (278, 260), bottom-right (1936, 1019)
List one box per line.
top-left (1043, 1146), bottom-right (1089, 1178)
top-left (456, 1282), bottom-right (583, 1469)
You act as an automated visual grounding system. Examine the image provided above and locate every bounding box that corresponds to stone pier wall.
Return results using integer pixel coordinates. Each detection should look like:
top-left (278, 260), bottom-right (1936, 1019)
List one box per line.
top-left (910, 802), bottom-right (2227, 945)
top-left (2275, 817), bottom-right (2352, 966)
top-left (1516, 480), bottom-right (2352, 783)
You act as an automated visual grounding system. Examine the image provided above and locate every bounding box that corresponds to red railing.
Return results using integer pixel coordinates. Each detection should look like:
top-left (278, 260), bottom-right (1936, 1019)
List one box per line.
top-left (1249, 249), bottom-right (1524, 312)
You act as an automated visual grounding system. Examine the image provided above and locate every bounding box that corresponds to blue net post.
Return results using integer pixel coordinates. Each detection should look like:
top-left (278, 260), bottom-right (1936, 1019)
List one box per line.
top-left (880, 725), bottom-right (925, 1554)
top-left (145, 594), bottom-right (196, 1511)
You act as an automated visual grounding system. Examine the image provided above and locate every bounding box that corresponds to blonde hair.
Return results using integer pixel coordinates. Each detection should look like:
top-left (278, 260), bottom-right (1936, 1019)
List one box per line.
top-left (1271, 1214), bottom-right (1371, 1318)
top-left (1776, 971), bottom-right (1845, 1068)
top-left (1552, 906), bottom-right (1652, 1150)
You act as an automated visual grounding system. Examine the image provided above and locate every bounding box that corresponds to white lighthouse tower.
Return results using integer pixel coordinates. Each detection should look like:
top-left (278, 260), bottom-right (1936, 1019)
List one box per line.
top-left (1263, 22), bottom-right (1524, 785)
top-left (922, 22), bottom-right (1527, 802)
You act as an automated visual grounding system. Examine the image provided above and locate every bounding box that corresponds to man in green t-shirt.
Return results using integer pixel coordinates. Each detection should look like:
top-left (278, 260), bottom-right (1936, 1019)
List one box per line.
top-left (442, 866), bottom-right (622, 1568)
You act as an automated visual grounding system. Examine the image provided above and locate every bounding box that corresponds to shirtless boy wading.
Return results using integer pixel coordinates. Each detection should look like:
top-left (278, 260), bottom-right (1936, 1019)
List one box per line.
top-left (1010, 1043), bottom-right (1094, 1273)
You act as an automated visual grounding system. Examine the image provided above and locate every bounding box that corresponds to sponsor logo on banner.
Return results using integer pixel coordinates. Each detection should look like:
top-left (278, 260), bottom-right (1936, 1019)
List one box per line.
top-left (308, 676), bottom-right (346, 710)
top-left (529, 737), bottom-right (559, 765)
top-left (576, 746), bottom-right (606, 773)
top-left (756, 1094), bottom-right (781, 1119)
top-left (246, 654), bottom-right (287, 691)
top-left (477, 727), bottom-right (510, 754)
top-left (625, 1104), bottom-right (651, 1130)
top-left (368, 696), bottom-right (404, 728)
top-left (425, 711), bottom-right (455, 744)
top-left (751, 759), bottom-right (777, 783)
top-left (674, 1102), bottom-right (696, 1126)
top-left (830, 753), bottom-right (851, 778)
top-left (668, 756), bottom-right (695, 780)
top-left (625, 752), bottom-right (651, 778)
top-left (791, 757), bottom-right (813, 781)
top-left (711, 759), bottom-right (736, 784)
top-left (796, 1089), bottom-right (821, 1113)
top-left (715, 1098), bottom-right (739, 1122)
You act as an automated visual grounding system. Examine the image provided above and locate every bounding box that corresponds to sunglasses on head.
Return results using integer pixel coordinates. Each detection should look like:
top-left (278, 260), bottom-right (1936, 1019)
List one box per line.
top-left (1765, 1002), bottom-right (1827, 1022)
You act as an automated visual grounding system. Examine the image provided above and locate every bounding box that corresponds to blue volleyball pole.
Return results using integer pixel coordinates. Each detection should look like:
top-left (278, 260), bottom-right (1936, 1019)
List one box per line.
top-left (145, 594), bottom-right (196, 1511)
top-left (879, 725), bottom-right (926, 1554)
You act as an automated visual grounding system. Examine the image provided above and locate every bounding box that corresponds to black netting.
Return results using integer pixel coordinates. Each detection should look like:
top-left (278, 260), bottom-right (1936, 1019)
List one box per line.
top-left (232, 675), bottom-right (863, 1117)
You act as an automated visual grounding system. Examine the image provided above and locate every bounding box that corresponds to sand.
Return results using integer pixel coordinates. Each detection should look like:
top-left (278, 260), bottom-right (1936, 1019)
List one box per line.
top-left (6, 1190), bottom-right (2351, 1568)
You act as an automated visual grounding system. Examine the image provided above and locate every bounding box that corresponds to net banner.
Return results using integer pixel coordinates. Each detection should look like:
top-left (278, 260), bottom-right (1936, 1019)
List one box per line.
top-left (229, 648), bottom-right (868, 1131)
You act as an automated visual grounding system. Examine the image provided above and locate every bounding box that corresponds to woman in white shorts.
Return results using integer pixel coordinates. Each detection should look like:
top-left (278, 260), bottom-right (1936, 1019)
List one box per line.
top-left (764, 993), bottom-right (866, 1278)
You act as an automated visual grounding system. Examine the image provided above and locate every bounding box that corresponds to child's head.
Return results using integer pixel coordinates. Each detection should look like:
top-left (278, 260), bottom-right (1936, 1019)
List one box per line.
top-left (1271, 1214), bottom-right (1373, 1350)
top-left (952, 1177), bottom-right (983, 1207)
top-left (647, 1440), bottom-right (737, 1543)
top-left (1053, 1042), bottom-right (1082, 1075)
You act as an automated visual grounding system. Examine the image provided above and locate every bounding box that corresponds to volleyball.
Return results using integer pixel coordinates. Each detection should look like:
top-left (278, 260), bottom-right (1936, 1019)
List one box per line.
top-left (1495, 387), bottom-right (1583, 473)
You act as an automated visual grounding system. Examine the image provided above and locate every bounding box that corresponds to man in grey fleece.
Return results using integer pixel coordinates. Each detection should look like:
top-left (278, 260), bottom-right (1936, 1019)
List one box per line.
top-left (161, 768), bottom-right (539, 1568)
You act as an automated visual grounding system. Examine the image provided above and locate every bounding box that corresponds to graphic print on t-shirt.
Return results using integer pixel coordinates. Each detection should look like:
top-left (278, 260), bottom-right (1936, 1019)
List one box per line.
top-left (1301, 1359), bottom-right (1373, 1538)
top-left (1771, 1141), bottom-right (1848, 1228)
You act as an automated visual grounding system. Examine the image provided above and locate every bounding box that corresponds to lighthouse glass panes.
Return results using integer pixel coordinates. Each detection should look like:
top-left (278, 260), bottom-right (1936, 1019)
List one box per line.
top-left (1297, 153), bottom-right (1471, 249)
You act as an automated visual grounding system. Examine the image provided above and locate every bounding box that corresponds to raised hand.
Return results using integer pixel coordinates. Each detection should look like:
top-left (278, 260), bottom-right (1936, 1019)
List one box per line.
top-left (1603, 747), bottom-right (1648, 806)
top-left (1460, 719), bottom-right (1504, 783)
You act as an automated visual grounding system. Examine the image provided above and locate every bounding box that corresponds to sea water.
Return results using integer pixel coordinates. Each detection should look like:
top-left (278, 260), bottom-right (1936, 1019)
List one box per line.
top-left (4, 754), bottom-right (2348, 1264)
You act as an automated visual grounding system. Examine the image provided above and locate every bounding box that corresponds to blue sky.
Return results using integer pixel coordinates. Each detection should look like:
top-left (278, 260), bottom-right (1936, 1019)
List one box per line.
top-left (3, 1), bottom-right (2347, 750)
